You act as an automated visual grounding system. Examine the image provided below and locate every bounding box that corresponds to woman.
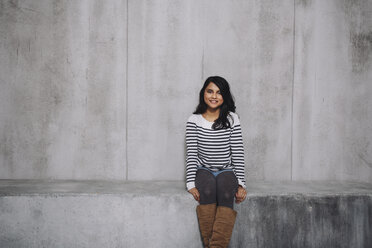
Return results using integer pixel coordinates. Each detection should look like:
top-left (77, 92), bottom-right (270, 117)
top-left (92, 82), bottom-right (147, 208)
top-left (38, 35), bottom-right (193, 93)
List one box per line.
top-left (186, 76), bottom-right (247, 248)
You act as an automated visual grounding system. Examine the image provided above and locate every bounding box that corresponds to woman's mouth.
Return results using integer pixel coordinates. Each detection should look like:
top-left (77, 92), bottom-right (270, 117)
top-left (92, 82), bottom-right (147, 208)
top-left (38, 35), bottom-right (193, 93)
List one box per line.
top-left (209, 100), bottom-right (218, 104)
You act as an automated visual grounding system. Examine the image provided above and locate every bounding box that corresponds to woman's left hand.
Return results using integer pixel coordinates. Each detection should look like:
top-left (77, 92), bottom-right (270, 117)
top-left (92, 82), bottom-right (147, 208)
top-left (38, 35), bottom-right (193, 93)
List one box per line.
top-left (235, 186), bottom-right (247, 204)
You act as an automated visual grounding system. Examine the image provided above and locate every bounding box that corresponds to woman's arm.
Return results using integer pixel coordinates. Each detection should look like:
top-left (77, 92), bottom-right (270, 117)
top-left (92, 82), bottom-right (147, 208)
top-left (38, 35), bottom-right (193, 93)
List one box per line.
top-left (231, 115), bottom-right (247, 203)
top-left (230, 115), bottom-right (246, 189)
top-left (185, 119), bottom-right (198, 191)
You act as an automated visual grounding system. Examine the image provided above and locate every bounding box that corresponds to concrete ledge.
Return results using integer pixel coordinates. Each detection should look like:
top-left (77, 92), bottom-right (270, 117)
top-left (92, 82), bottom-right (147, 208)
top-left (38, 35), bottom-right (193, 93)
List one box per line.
top-left (1, 180), bottom-right (371, 248)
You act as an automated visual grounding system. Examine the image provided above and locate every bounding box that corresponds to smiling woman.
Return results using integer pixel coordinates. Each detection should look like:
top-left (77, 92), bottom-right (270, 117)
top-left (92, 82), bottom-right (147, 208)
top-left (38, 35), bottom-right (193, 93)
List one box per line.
top-left (203, 82), bottom-right (224, 112)
top-left (185, 76), bottom-right (247, 248)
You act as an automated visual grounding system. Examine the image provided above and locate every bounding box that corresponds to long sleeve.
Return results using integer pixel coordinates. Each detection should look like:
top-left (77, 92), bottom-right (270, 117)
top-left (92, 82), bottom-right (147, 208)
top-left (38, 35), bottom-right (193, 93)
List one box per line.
top-left (230, 116), bottom-right (246, 188)
top-left (185, 120), bottom-right (198, 190)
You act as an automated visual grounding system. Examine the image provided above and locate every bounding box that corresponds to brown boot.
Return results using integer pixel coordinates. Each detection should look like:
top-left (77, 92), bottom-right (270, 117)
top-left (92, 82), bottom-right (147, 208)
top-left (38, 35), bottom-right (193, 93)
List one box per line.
top-left (196, 203), bottom-right (217, 248)
top-left (209, 206), bottom-right (237, 248)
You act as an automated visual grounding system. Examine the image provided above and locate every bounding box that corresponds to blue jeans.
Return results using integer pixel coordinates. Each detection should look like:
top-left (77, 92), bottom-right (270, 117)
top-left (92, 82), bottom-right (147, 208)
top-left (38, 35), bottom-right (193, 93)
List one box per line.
top-left (197, 166), bottom-right (233, 177)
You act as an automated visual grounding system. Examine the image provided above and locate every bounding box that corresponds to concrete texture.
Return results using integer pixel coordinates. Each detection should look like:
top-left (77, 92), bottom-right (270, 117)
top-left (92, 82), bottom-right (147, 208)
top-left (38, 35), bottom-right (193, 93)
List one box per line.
top-left (127, 0), bottom-right (204, 180)
top-left (293, 0), bottom-right (372, 182)
top-left (202, 0), bottom-right (294, 180)
top-left (232, 194), bottom-right (372, 248)
top-left (0, 180), bottom-right (371, 247)
top-left (0, 181), bottom-right (200, 248)
top-left (0, 0), bottom-right (372, 184)
top-left (126, 0), bottom-right (295, 182)
top-left (127, 0), bottom-right (294, 182)
top-left (0, 0), bottom-right (127, 179)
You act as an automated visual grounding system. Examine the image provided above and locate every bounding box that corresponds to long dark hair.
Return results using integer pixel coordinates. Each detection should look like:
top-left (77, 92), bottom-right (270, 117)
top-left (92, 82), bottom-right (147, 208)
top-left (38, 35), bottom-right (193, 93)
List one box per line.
top-left (193, 76), bottom-right (236, 129)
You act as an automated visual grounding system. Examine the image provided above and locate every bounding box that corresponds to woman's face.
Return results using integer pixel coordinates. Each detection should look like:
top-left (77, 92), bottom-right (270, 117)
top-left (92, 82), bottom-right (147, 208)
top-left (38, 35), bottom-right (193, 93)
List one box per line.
top-left (204, 82), bottom-right (224, 110)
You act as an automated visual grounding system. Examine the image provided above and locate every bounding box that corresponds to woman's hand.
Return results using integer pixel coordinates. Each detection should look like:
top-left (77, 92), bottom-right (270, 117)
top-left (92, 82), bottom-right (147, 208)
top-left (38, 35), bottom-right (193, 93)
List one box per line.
top-left (188, 187), bottom-right (200, 202)
top-left (235, 185), bottom-right (247, 204)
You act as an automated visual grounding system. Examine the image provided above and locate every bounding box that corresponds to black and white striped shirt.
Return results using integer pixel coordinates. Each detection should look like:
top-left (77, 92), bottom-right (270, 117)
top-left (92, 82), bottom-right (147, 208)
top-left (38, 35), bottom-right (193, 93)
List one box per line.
top-left (185, 112), bottom-right (246, 190)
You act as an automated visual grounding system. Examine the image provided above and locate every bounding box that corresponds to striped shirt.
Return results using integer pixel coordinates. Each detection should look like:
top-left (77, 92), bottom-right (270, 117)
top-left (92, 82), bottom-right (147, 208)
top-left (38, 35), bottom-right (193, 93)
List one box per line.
top-left (185, 112), bottom-right (246, 190)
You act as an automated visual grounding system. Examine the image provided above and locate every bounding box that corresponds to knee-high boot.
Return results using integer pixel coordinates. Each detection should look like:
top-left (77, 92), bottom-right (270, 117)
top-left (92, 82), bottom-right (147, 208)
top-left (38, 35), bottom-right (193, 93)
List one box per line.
top-left (196, 203), bottom-right (217, 248)
top-left (209, 206), bottom-right (237, 248)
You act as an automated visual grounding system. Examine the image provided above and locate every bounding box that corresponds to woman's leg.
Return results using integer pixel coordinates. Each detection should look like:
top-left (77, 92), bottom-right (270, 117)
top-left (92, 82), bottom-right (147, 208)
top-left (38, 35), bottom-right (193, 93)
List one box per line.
top-left (215, 171), bottom-right (238, 209)
top-left (195, 169), bottom-right (217, 247)
top-left (195, 168), bottom-right (217, 204)
top-left (209, 171), bottom-right (238, 248)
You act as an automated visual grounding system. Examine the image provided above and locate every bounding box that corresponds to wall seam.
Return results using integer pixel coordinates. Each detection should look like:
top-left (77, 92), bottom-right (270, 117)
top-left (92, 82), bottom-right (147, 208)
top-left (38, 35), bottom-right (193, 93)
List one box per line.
top-left (291, 0), bottom-right (296, 181)
top-left (202, 48), bottom-right (204, 81)
top-left (201, 1), bottom-right (205, 82)
top-left (125, 0), bottom-right (129, 181)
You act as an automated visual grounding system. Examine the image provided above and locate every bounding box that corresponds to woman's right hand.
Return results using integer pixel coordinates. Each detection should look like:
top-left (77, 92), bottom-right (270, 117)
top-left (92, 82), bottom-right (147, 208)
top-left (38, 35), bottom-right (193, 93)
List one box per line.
top-left (188, 187), bottom-right (200, 202)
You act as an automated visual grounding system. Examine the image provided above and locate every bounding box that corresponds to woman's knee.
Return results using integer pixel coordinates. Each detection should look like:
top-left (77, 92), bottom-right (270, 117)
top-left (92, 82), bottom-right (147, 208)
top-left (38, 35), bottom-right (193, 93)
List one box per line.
top-left (195, 169), bottom-right (217, 204)
top-left (215, 171), bottom-right (238, 191)
top-left (217, 187), bottom-right (235, 200)
top-left (199, 186), bottom-right (215, 198)
top-left (215, 171), bottom-right (238, 208)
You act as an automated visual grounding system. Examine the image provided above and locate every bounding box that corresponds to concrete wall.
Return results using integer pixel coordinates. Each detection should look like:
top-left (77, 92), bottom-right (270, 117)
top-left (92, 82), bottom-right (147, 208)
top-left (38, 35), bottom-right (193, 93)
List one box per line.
top-left (1, 180), bottom-right (371, 248)
top-left (293, 0), bottom-right (372, 181)
top-left (0, 0), bottom-right (371, 182)
top-left (202, 0), bottom-right (294, 181)
top-left (0, 0), bottom-right (127, 179)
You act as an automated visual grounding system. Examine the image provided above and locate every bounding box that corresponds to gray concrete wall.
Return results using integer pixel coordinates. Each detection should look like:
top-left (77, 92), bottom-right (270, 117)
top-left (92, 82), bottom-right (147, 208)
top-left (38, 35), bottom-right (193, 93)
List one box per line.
top-left (1, 0), bottom-right (371, 182)
top-left (0, 1), bottom-right (127, 179)
top-left (201, 0), bottom-right (294, 180)
top-left (293, 0), bottom-right (372, 181)
top-left (1, 180), bottom-right (371, 248)
top-left (127, 0), bottom-right (204, 180)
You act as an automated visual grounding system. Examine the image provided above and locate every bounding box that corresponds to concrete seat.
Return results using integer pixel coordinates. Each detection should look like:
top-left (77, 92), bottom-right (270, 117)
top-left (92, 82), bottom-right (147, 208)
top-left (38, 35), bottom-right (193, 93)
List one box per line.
top-left (0, 180), bottom-right (371, 248)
